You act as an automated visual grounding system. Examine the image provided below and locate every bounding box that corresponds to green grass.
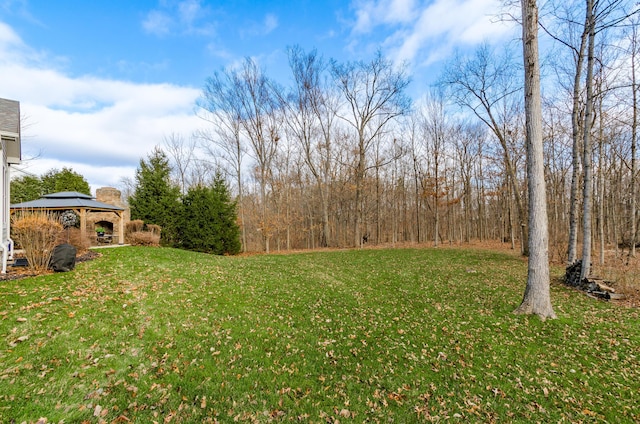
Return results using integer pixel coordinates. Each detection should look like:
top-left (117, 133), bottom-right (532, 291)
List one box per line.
top-left (0, 246), bottom-right (638, 423)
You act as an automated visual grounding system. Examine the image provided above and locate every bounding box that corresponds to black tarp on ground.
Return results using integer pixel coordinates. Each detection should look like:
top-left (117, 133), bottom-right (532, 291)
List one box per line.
top-left (50, 243), bottom-right (76, 272)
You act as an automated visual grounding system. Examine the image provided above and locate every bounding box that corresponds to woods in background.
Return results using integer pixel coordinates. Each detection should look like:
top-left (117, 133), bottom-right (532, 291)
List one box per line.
top-left (129, 1), bottom-right (640, 266)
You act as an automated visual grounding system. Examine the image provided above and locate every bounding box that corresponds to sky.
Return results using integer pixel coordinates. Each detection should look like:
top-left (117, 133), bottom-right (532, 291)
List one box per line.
top-left (0, 0), bottom-right (517, 194)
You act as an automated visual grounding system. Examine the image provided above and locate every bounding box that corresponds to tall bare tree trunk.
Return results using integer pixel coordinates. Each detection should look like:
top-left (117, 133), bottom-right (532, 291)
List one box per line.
top-left (580, 0), bottom-right (596, 281)
top-left (238, 167), bottom-right (247, 253)
top-left (478, 159), bottom-right (486, 242)
top-left (354, 147), bottom-right (365, 248)
top-left (597, 100), bottom-right (605, 265)
top-left (413, 143), bottom-right (422, 243)
top-left (567, 16), bottom-right (589, 265)
top-left (630, 22), bottom-right (639, 258)
top-left (515, 0), bottom-right (556, 319)
top-left (434, 160), bottom-right (440, 248)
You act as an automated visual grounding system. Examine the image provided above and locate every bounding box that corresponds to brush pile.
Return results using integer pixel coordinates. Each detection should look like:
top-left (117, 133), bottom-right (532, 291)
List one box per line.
top-left (564, 260), bottom-right (625, 300)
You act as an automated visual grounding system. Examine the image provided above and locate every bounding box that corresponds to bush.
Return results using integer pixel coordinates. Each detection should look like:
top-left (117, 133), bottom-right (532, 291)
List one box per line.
top-left (126, 220), bottom-right (145, 235)
top-left (127, 231), bottom-right (161, 246)
top-left (11, 213), bottom-right (63, 272)
top-left (176, 177), bottom-right (241, 255)
top-left (56, 227), bottom-right (90, 255)
top-left (124, 220), bottom-right (161, 246)
top-left (146, 224), bottom-right (161, 236)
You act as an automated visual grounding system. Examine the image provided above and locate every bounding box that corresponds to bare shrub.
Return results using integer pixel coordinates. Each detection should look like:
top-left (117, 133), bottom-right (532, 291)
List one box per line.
top-left (12, 213), bottom-right (63, 272)
top-left (128, 231), bottom-right (161, 246)
top-left (124, 220), bottom-right (161, 245)
top-left (146, 224), bottom-right (161, 236)
top-left (126, 220), bottom-right (145, 236)
top-left (56, 227), bottom-right (91, 254)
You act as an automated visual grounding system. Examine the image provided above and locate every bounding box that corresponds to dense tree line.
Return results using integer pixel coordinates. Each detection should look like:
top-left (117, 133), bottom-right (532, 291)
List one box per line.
top-left (124, 0), bottom-right (638, 277)
top-left (172, 0), bottom-right (640, 275)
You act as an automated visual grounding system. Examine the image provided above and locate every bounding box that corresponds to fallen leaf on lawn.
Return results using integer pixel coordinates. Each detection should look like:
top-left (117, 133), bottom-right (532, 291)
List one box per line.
top-left (9, 335), bottom-right (29, 347)
top-left (164, 411), bottom-right (175, 423)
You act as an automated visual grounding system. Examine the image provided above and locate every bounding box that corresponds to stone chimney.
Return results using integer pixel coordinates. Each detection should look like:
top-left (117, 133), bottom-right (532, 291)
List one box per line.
top-left (96, 187), bottom-right (125, 207)
top-left (95, 187), bottom-right (130, 223)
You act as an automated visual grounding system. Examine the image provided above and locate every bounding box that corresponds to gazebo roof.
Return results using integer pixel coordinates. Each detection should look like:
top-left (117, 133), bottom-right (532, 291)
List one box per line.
top-left (11, 191), bottom-right (124, 211)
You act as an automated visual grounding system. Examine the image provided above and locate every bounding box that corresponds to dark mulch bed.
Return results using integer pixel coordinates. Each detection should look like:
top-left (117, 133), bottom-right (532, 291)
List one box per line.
top-left (0, 250), bottom-right (101, 281)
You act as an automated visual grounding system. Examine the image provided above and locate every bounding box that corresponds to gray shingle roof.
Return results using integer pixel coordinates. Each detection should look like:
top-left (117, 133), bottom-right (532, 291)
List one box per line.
top-left (11, 191), bottom-right (124, 211)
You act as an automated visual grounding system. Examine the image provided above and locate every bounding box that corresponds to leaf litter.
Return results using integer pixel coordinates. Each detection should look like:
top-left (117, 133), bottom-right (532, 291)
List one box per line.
top-left (0, 246), bottom-right (637, 423)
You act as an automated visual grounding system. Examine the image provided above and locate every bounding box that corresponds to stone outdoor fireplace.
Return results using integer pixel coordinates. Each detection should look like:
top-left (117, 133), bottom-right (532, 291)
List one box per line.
top-left (87, 187), bottom-right (130, 244)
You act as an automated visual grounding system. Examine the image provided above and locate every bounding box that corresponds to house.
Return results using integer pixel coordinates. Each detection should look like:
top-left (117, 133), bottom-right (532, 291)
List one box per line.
top-left (0, 98), bottom-right (21, 273)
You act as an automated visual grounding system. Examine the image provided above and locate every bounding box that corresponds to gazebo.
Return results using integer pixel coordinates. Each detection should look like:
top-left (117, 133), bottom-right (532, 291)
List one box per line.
top-left (11, 191), bottom-right (125, 245)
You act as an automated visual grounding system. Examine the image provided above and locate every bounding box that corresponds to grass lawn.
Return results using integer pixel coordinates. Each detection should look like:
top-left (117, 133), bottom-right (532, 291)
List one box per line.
top-left (0, 246), bottom-right (638, 423)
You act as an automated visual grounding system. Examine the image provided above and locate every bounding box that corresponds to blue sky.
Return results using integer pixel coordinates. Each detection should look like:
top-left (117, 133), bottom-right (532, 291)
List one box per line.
top-left (0, 0), bottom-right (516, 193)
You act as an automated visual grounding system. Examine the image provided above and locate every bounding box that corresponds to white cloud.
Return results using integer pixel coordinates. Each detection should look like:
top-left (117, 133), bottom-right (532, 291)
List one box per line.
top-left (240, 13), bottom-right (280, 38)
top-left (178, 0), bottom-right (202, 24)
top-left (13, 157), bottom-right (137, 192)
top-left (206, 43), bottom-right (233, 61)
top-left (0, 20), bottom-right (22, 46)
top-left (264, 13), bottom-right (279, 35)
top-left (142, 10), bottom-right (173, 36)
top-left (142, 0), bottom-right (215, 37)
top-left (352, 0), bottom-right (418, 33)
top-left (0, 20), bottom-right (203, 194)
top-left (349, 0), bottom-right (517, 68)
top-left (0, 20), bottom-right (30, 63)
top-left (0, 0), bottom-right (40, 25)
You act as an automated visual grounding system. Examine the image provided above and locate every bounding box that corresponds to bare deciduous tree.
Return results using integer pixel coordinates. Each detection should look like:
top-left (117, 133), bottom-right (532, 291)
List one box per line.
top-left (515, 0), bottom-right (556, 319)
top-left (625, 17), bottom-right (640, 258)
top-left (331, 51), bottom-right (411, 247)
top-left (163, 132), bottom-right (196, 195)
top-left (234, 58), bottom-right (282, 252)
top-left (541, 0), bottom-right (590, 265)
top-left (440, 44), bottom-right (529, 255)
top-left (282, 46), bottom-right (338, 247)
top-left (198, 67), bottom-right (249, 251)
top-left (419, 90), bottom-right (450, 247)
top-left (544, 0), bottom-right (639, 274)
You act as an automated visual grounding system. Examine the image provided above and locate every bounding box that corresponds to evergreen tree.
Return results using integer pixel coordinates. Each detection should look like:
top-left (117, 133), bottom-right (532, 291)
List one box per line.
top-left (41, 167), bottom-right (91, 195)
top-left (11, 168), bottom-right (91, 204)
top-left (10, 175), bottom-right (43, 203)
top-left (177, 174), bottom-right (241, 255)
top-left (129, 147), bottom-right (181, 245)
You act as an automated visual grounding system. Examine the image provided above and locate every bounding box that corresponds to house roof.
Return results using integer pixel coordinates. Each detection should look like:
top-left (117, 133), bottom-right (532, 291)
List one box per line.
top-left (0, 98), bottom-right (20, 136)
top-left (11, 191), bottom-right (125, 211)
